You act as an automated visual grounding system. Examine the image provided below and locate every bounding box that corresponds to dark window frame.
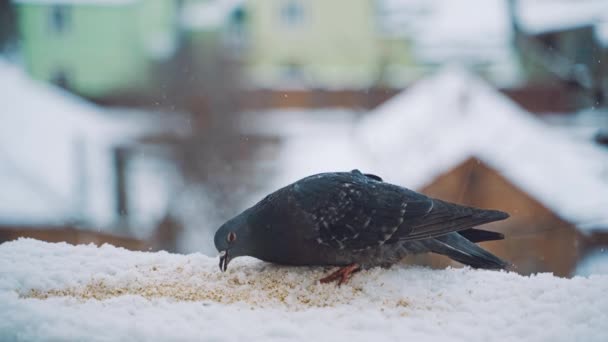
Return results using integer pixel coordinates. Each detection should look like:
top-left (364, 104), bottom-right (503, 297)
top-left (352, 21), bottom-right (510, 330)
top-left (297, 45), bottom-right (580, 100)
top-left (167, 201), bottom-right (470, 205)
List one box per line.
top-left (49, 5), bottom-right (70, 34)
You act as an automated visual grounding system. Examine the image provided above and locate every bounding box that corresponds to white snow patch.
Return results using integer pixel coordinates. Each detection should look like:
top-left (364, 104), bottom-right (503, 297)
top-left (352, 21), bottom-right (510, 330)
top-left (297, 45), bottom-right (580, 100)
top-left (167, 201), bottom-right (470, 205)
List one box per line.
top-left (0, 239), bottom-right (607, 341)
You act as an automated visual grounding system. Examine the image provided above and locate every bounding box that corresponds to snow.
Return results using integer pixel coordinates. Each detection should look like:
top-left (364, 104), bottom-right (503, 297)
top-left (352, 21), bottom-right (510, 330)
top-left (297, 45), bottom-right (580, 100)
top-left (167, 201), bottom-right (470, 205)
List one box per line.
top-left (180, 0), bottom-right (244, 31)
top-left (240, 109), bottom-right (374, 190)
top-left (0, 60), bottom-right (120, 225)
top-left (514, 0), bottom-right (608, 47)
top-left (379, 0), bottom-right (510, 44)
top-left (1, 239), bottom-right (607, 341)
top-left (541, 108), bottom-right (608, 141)
top-left (516, 0), bottom-right (608, 34)
top-left (359, 67), bottom-right (608, 232)
top-left (377, 0), bottom-right (522, 86)
top-left (0, 60), bottom-right (182, 231)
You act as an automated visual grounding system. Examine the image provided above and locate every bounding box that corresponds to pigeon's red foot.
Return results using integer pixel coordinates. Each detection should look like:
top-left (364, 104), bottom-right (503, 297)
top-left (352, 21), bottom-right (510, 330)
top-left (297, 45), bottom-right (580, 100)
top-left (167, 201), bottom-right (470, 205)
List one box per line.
top-left (319, 263), bottom-right (360, 285)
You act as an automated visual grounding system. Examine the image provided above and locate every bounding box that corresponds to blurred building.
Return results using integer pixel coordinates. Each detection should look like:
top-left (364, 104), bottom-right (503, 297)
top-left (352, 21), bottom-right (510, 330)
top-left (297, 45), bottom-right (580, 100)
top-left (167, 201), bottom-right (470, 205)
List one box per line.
top-left (13, 0), bottom-right (178, 99)
top-left (233, 0), bottom-right (522, 89)
top-left (0, 60), bottom-right (188, 249)
top-left (509, 0), bottom-right (608, 108)
top-left (421, 159), bottom-right (593, 277)
top-left (360, 67), bottom-right (608, 276)
top-left (243, 0), bottom-right (383, 89)
top-left (11, 0), bottom-right (607, 113)
top-left (180, 0), bottom-right (399, 90)
top-left (378, 0), bottom-right (521, 87)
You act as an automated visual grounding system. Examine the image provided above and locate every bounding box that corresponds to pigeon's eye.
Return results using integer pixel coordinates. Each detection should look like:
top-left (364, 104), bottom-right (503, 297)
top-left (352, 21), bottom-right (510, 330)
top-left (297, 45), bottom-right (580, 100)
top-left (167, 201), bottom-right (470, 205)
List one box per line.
top-left (227, 232), bottom-right (237, 243)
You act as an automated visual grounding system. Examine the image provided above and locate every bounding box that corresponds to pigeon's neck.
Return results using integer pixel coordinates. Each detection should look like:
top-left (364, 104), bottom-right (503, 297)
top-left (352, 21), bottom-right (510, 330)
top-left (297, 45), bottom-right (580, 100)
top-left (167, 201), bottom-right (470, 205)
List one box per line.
top-left (244, 187), bottom-right (296, 259)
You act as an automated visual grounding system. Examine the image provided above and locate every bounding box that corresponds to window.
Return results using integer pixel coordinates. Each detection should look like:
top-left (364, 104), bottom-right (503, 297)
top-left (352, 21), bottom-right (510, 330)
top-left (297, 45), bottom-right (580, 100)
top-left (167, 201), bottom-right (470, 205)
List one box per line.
top-left (49, 5), bottom-right (70, 34)
top-left (283, 62), bottom-right (303, 81)
top-left (227, 7), bottom-right (247, 51)
top-left (51, 69), bottom-right (70, 89)
top-left (280, 0), bottom-right (305, 27)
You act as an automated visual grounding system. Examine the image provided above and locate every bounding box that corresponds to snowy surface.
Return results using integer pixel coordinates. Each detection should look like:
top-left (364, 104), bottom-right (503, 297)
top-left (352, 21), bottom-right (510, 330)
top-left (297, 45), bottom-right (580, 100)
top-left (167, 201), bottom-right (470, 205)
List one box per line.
top-left (359, 67), bottom-right (608, 231)
top-left (1, 239), bottom-right (607, 342)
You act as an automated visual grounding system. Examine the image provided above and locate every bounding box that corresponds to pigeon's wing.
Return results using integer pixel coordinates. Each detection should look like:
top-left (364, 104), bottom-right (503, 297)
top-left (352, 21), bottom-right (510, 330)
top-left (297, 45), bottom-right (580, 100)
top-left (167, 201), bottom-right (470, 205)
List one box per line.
top-left (387, 199), bottom-right (508, 242)
top-left (293, 173), bottom-right (508, 251)
top-left (292, 173), bottom-right (432, 250)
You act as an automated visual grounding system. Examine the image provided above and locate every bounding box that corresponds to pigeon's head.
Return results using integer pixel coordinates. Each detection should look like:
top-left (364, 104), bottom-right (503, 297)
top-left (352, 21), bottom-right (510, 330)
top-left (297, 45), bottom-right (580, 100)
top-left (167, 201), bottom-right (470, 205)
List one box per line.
top-left (214, 214), bottom-right (251, 272)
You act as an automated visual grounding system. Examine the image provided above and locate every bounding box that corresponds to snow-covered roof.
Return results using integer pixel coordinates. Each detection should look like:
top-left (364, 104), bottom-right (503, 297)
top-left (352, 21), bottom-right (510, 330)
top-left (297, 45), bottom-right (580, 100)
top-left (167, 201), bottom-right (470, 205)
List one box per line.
top-left (13, 0), bottom-right (136, 5)
top-left (240, 109), bottom-right (374, 191)
top-left (180, 0), bottom-right (244, 31)
top-left (1, 239), bottom-right (607, 341)
top-left (0, 61), bottom-right (169, 229)
top-left (359, 66), bottom-right (608, 232)
top-left (514, 0), bottom-right (608, 47)
top-left (516, 0), bottom-right (608, 35)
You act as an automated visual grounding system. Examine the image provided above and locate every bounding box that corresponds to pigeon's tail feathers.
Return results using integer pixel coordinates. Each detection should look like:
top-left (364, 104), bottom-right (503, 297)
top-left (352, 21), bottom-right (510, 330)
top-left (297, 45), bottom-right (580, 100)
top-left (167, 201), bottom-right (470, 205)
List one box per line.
top-left (403, 201), bottom-right (509, 241)
top-left (458, 228), bottom-right (504, 243)
top-left (428, 232), bottom-right (509, 269)
top-left (470, 208), bottom-right (510, 224)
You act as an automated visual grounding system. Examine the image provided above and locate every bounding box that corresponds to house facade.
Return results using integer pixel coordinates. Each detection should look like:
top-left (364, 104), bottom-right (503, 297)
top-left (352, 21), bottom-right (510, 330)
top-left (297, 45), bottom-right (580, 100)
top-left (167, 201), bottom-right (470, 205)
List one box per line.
top-left (419, 158), bottom-right (585, 277)
top-left (178, 0), bottom-right (419, 91)
top-left (14, 0), bottom-right (178, 98)
top-left (508, 0), bottom-right (608, 107)
top-left (243, 0), bottom-right (384, 89)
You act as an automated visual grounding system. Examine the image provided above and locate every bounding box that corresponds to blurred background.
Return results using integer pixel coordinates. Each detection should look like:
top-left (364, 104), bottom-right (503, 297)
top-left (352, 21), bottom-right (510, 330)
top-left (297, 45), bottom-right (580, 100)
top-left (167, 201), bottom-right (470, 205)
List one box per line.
top-left (1, 0), bottom-right (607, 277)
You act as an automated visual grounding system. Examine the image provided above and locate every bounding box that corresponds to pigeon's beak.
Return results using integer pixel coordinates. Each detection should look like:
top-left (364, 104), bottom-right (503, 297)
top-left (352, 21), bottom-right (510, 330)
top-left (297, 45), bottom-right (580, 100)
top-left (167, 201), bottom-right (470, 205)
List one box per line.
top-left (219, 250), bottom-right (230, 272)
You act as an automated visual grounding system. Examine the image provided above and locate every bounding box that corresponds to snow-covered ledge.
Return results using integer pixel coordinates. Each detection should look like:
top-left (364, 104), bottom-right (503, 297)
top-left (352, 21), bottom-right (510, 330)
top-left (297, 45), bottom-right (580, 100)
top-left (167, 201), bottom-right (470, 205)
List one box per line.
top-left (1, 239), bottom-right (606, 341)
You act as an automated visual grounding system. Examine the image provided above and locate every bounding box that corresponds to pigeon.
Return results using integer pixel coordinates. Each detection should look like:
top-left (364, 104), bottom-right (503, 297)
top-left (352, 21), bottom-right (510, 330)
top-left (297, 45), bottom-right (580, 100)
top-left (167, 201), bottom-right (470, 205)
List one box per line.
top-left (215, 170), bottom-right (509, 284)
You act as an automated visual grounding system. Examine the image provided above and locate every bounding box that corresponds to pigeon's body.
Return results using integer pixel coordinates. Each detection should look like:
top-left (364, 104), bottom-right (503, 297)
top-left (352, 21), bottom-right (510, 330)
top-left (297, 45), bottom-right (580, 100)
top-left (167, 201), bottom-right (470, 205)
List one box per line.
top-left (215, 170), bottom-right (509, 280)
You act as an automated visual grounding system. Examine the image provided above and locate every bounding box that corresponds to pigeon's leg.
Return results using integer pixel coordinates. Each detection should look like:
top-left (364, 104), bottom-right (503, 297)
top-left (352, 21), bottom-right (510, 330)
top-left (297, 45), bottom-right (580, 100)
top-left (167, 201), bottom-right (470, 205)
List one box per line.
top-left (319, 263), bottom-right (360, 285)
